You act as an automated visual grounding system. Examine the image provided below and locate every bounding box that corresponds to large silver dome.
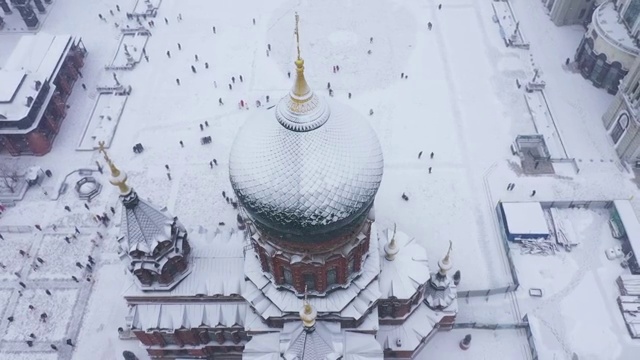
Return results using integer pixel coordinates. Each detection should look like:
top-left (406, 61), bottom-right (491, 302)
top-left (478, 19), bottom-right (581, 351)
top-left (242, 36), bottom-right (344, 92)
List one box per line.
top-left (229, 58), bottom-right (383, 242)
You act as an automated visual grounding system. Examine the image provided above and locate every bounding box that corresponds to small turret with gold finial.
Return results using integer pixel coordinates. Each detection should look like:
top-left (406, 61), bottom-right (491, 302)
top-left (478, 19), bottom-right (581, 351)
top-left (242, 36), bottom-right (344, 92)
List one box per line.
top-left (299, 285), bottom-right (317, 331)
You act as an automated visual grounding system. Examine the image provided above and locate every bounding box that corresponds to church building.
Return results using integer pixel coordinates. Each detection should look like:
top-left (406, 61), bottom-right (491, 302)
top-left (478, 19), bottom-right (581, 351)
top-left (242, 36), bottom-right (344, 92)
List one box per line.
top-left (110, 15), bottom-right (459, 359)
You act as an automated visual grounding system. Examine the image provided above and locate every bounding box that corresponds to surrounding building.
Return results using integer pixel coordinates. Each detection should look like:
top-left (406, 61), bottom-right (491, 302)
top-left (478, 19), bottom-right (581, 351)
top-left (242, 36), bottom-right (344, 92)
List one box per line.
top-left (574, 0), bottom-right (640, 94)
top-left (113, 15), bottom-right (459, 360)
top-left (0, 33), bottom-right (86, 156)
top-left (544, 0), bottom-right (601, 27)
top-left (601, 55), bottom-right (640, 164)
top-left (0, 0), bottom-right (42, 29)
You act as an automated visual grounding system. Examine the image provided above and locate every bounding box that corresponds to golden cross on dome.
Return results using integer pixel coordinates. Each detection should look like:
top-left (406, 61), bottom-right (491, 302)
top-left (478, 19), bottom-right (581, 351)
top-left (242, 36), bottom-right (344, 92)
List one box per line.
top-left (97, 141), bottom-right (120, 177)
top-left (97, 141), bottom-right (130, 194)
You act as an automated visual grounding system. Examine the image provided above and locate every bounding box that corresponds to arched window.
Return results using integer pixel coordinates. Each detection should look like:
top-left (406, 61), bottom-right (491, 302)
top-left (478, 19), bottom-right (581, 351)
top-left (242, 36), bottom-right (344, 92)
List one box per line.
top-left (327, 268), bottom-right (337, 286)
top-left (283, 268), bottom-right (293, 285)
top-left (611, 113), bottom-right (630, 144)
top-left (303, 273), bottom-right (316, 291)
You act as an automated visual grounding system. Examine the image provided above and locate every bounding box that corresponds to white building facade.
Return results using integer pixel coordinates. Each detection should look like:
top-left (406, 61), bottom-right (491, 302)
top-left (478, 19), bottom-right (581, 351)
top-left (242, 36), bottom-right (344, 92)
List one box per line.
top-left (575, 0), bottom-right (640, 94)
top-left (544, 0), bottom-right (600, 27)
top-left (602, 56), bottom-right (640, 165)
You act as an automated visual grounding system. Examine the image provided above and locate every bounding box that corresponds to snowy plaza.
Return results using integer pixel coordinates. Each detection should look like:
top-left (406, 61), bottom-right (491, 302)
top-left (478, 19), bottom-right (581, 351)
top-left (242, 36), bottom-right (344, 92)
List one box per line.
top-left (2, 0), bottom-right (640, 359)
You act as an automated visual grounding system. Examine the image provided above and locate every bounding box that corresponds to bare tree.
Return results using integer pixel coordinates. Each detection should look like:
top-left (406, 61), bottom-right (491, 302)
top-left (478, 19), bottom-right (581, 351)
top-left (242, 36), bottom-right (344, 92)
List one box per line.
top-left (0, 164), bottom-right (20, 193)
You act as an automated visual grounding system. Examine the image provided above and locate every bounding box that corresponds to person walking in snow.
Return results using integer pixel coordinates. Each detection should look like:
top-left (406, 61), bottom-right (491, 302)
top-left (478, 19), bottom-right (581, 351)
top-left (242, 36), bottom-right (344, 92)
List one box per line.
top-left (81, 83), bottom-right (86, 90)
top-left (348, 92), bottom-right (352, 99)
top-left (191, 65), bottom-right (197, 73)
top-left (74, 226), bottom-right (80, 234)
top-left (253, 18), bottom-right (256, 25)
top-left (199, 123), bottom-right (204, 131)
top-left (212, 26), bottom-right (216, 34)
top-left (327, 82), bottom-right (331, 89)
top-left (428, 22), bottom-right (432, 30)
top-left (219, 98), bottom-right (224, 105)
top-left (370, 37), bottom-right (373, 43)
top-left (288, 71), bottom-right (291, 78)
top-left (164, 17), bottom-right (169, 25)
top-left (229, 84), bottom-right (233, 90)
top-left (209, 161), bottom-right (214, 169)
top-left (266, 95), bottom-right (270, 102)
top-left (232, 76), bottom-right (236, 84)
top-left (35, 224), bottom-right (42, 231)
top-left (176, 78), bottom-right (181, 86)
top-left (268, 44), bottom-right (272, 51)
top-left (438, 4), bottom-right (442, 9)
top-left (166, 50), bottom-right (171, 58)
top-left (239, 75), bottom-right (243, 82)
top-left (110, 206), bottom-right (116, 215)
top-left (64, 205), bottom-right (71, 212)
top-left (530, 190), bottom-right (536, 197)
top-left (369, 109), bottom-right (374, 116)
top-left (213, 159), bottom-right (217, 166)
top-left (194, 54), bottom-right (199, 61)
top-left (177, 43), bottom-right (182, 50)
top-left (430, 152), bottom-right (434, 159)
top-left (429, 167), bottom-right (432, 174)
top-left (84, 203), bottom-right (90, 210)
top-left (205, 62), bottom-right (209, 69)
top-left (167, 173), bottom-right (172, 181)
top-left (179, 140), bottom-right (184, 148)
top-left (418, 151), bottom-right (423, 159)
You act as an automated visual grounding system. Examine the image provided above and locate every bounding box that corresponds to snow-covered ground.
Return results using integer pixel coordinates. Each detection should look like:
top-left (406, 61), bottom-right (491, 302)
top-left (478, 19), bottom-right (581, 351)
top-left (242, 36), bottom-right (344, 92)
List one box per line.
top-left (420, 328), bottom-right (532, 359)
top-left (2, 0), bottom-right (640, 358)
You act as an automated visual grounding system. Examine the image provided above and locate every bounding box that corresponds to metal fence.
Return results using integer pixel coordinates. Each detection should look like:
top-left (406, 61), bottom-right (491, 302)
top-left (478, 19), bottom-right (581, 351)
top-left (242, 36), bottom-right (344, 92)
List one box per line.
top-left (457, 284), bottom-right (519, 299)
top-left (539, 199), bottom-right (613, 209)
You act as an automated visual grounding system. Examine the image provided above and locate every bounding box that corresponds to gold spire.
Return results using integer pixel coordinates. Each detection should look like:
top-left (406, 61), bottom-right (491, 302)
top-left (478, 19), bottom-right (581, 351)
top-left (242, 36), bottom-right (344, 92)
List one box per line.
top-left (443, 240), bottom-right (453, 264)
top-left (438, 240), bottom-right (453, 275)
top-left (291, 13), bottom-right (311, 100)
top-left (384, 223), bottom-right (400, 261)
top-left (98, 141), bottom-right (130, 194)
top-left (300, 285), bottom-right (316, 328)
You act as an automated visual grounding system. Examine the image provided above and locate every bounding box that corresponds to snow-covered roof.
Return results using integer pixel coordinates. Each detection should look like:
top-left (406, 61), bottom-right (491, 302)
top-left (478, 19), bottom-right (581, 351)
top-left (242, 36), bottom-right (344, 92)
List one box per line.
top-left (0, 33), bottom-right (75, 122)
top-left (283, 321), bottom-right (341, 360)
top-left (501, 202), bottom-right (549, 236)
top-left (376, 303), bottom-right (441, 352)
top-left (119, 196), bottom-right (175, 254)
top-left (242, 224), bottom-right (382, 320)
top-left (3, 33), bottom-right (74, 79)
top-left (0, 70), bottom-right (26, 103)
top-left (614, 200), bottom-right (640, 255)
top-left (123, 229), bottom-right (247, 299)
top-left (592, 1), bottom-right (640, 57)
top-left (343, 332), bottom-right (383, 360)
top-left (130, 302), bottom-right (247, 330)
top-left (377, 227), bottom-right (430, 299)
top-left (243, 332), bottom-right (282, 360)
